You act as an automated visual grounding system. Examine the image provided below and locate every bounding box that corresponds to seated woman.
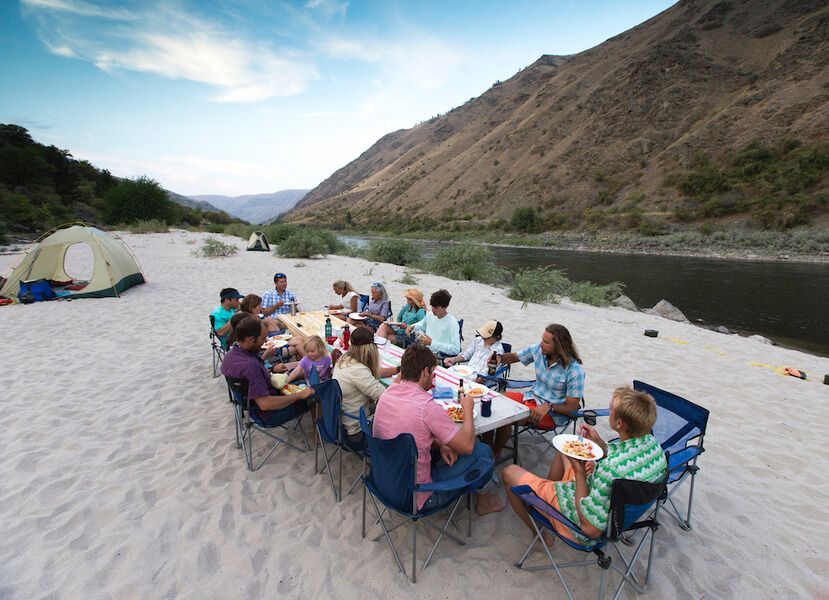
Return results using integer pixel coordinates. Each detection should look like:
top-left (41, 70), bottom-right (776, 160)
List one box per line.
top-left (240, 294), bottom-right (281, 332)
top-left (444, 320), bottom-right (505, 382)
top-left (349, 282), bottom-right (391, 331)
top-left (376, 288), bottom-right (426, 347)
top-left (333, 326), bottom-right (398, 445)
top-left (329, 280), bottom-right (359, 319)
top-left (499, 386), bottom-right (668, 533)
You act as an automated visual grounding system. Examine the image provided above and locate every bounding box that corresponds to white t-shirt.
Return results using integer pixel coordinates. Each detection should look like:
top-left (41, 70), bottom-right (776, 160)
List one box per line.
top-left (333, 290), bottom-right (358, 312)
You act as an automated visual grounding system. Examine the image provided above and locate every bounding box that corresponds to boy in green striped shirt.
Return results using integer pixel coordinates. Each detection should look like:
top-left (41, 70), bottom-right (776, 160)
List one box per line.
top-left (503, 387), bottom-right (667, 543)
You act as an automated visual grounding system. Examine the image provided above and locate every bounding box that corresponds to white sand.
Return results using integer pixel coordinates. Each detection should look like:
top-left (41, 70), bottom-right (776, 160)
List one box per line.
top-left (1, 231), bottom-right (827, 599)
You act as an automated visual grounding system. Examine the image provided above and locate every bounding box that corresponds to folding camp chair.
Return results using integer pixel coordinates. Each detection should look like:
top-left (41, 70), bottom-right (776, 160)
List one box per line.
top-left (209, 315), bottom-right (226, 377)
top-left (313, 379), bottom-right (365, 502)
top-left (633, 380), bottom-right (709, 531)
top-left (512, 467), bottom-right (668, 600)
top-left (359, 408), bottom-right (494, 583)
top-left (225, 376), bottom-right (311, 471)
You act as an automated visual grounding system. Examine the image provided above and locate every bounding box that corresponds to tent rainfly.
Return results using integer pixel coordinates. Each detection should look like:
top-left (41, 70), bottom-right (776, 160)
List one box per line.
top-left (246, 231), bottom-right (271, 252)
top-left (0, 225), bottom-right (145, 300)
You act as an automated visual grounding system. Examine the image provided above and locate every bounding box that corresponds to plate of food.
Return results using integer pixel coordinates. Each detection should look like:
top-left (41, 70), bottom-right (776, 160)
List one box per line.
top-left (553, 434), bottom-right (604, 461)
top-left (262, 338), bottom-right (288, 350)
top-left (449, 365), bottom-right (475, 378)
top-left (348, 312), bottom-right (367, 320)
top-left (445, 404), bottom-right (480, 423)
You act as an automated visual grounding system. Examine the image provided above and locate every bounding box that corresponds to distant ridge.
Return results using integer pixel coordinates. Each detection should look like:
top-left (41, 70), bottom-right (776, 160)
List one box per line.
top-left (166, 190), bottom-right (221, 213)
top-left (191, 189), bottom-right (308, 224)
top-left (287, 0), bottom-right (829, 228)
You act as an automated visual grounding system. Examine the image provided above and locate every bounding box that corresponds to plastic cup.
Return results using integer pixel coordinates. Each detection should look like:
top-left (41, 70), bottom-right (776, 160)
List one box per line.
top-left (481, 398), bottom-right (492, 418)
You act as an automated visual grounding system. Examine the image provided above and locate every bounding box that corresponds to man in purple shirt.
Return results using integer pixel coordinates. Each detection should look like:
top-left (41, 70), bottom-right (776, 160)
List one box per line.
top-left (373, 344), bottom-right (493, 512)
top-left (221, 317), bottom-right (314, 426)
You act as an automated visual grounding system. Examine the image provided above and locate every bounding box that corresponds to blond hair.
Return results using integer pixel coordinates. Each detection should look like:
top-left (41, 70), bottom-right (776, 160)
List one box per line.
top-left (338, 343), bottom-right (380, 379)
top-left (612, 387), bottom-right (657, 437)
top-left (303, 335), bottom-right (328, 356)
top-left (333, 280), bottom-right (356, 294)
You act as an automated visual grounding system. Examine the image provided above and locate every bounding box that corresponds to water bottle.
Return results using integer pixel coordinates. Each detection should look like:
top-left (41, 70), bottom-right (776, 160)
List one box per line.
top-left (325, 316), bottom-right (332, 338)
top-left (342, 324), bottom-right (350, 350)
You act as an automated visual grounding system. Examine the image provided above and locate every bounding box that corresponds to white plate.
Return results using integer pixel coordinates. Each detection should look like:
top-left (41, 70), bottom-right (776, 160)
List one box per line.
top-left (262, 339), bottom-right (288, 349)
top-left (349, 312), bottom-right (367, 320)
top-left (450, 365), bottom-right (475, 378)
top-left (444, 404), bottom-right (480, 423)
top-left (553, 434), bottom-right (604, 462)
top-left (374, 336), bottom-right (387, 345)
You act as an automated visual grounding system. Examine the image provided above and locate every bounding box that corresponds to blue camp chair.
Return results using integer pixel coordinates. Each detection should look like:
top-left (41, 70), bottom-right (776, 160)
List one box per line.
top-left (225, 376), bottom-right (310, 471)
top-left (359, 408), bottom-right (494, 582)
top-left (209, 315), bottom-right (226, 378)
top-left (313, 379), bottom-right (364, 502)
top-left (512, 466), bottom-right (668, 599)
top-left (633, 380), bottom-right (709, 531)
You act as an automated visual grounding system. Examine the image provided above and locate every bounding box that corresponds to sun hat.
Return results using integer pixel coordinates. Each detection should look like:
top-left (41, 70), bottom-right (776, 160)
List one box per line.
top-left (403, 288), bottom-right (426, 308)
top-left (349, 326), bottom-right (375, 346)
top-left (476, 320), bottom-right (503, 339)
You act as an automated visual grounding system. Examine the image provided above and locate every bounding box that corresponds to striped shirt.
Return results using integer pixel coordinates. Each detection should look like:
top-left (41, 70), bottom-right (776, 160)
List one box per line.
top-left (262, 288), bottom-right (297, 315)
top-left (556, 434), bottom-right (667, 542)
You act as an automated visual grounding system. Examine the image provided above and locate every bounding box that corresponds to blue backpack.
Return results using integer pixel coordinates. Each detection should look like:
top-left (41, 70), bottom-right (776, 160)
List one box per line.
top-left (19, 278), bottom-right (56, 303)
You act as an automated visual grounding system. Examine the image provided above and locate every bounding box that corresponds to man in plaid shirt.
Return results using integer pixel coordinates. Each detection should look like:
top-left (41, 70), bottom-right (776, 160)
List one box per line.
top-left (261, 272), bottom-right (297, 316)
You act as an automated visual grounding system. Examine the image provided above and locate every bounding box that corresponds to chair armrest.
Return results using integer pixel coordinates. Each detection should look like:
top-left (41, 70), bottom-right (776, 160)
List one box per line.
top-left (510, 485), bottom-right (586, 537)
top-left (576, 408), bottom-right (610, 418)
top-left (668, 446), bottom-right (702, 471)
top-left (416, 458), bottom-right (494, 493)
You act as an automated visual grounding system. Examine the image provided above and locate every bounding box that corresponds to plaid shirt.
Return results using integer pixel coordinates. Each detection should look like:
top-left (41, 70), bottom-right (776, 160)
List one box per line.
top-left (516, 343), bottom-right (585, 410)
top-left (262, 288), bottom-right (297, 315)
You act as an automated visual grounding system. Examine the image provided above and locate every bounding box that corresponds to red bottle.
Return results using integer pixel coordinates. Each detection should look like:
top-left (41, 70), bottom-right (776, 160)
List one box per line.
top-left (342, 324), bottom-right (350, 350)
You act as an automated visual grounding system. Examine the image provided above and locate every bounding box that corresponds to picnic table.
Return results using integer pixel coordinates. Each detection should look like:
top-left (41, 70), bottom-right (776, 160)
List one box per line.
top-left (277, 310), bottom-right (348, 339)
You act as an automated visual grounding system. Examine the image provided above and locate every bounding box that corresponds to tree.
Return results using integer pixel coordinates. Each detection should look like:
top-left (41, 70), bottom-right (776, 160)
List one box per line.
top-left (510, 206), bottom-right (542, 233)
top-left (103, 176), bottom-right (177, 224)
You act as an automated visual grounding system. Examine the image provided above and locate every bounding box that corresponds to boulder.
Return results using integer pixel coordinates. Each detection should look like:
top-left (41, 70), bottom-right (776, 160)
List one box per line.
top-left (716, 325), bottom-right (731, 334)
top-left (613, 294), bottom-right (638, 311)
top-left (652, 299), bottom-right (689, 322)
top-left (749, 334), bottom-right (773, 345)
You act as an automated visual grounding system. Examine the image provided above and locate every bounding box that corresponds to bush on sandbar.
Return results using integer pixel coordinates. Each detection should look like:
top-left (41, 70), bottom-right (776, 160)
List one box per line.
top-left (508, 267), bottom-right (624, 307)
top-left (195, 236), bottom-right (238, 257)
top-left (428, 245), bottom-right (503, 283)
top-left (276, 230), bottom-right (329, 258)
top-left (367, 238), bottom-right (421, 265)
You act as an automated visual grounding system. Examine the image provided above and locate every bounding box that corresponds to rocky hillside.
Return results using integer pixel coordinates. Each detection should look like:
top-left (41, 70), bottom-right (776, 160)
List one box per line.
top-left (287, 0), bottom-right (829, 231)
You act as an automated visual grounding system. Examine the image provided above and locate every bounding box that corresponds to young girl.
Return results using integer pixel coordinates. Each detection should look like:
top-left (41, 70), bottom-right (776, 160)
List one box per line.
top-left (285, 335), bottom-right (333, 383)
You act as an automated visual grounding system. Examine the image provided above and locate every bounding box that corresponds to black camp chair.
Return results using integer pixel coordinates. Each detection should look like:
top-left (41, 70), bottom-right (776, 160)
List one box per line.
top-left (209, 315), bottom-right (226, 378)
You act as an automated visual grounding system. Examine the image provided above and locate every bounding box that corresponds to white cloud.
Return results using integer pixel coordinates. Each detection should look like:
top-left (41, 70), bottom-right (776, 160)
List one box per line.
top-left (22, 0), bottom-right (135, 20)
top-left (23, 2), bottom-right (318, 102)
top-left (305, 0), bottom-right (348, 18)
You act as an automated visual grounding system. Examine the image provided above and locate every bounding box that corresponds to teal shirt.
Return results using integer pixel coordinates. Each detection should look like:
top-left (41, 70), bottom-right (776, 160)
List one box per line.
top-left (396, 304), bottom-right (426, 326)
top-left (210, 305), bottom-right (236, 345)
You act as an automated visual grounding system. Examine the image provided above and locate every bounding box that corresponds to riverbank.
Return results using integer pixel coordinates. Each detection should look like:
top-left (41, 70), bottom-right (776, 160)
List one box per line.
top-left (344, 228), bottom-right (829, 264)
top-left (0, 230), bottom-right (827, 598)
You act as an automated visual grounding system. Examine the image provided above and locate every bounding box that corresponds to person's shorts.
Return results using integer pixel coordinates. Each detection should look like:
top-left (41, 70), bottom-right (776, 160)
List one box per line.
top-left (516, 465), bottom-right (579, 542)
top-left (505, 392), bottom-right (561, 429)
top-left (250, 399), bottom-right (308, 428)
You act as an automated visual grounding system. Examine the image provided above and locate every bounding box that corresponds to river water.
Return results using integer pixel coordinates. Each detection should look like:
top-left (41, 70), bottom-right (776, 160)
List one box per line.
top-left (342, 236), bottom-right (829, 357)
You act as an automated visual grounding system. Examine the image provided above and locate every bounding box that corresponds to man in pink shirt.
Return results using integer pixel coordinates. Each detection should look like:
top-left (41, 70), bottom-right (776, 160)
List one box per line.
top-left (373, 344), bottom-right (494, 512)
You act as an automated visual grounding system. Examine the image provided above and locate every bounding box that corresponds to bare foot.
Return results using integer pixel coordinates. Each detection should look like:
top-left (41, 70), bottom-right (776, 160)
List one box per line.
top-left (476, 492), bottom-right (507, 516)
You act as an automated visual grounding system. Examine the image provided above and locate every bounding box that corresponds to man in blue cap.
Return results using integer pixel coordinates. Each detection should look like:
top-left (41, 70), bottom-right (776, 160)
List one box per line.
top-left (211, 287), bottom-right (243, 345)
top-left (261, 272), bottom-right (297, 316)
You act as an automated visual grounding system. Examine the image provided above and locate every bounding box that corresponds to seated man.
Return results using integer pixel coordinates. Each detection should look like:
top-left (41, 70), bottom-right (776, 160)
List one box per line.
top-left (502, 386), bottom-right (667, 542)
top-left (373, 344), bottom-right (495, 512)
top-left (405, 289), bottom-right (461, 358)
top-left (261, 272), bottom-right (297, 317)
top-left (221, 316), bottom-right (314, 427)
top-left (499, 323), bottom-right (585, 428)
top-left (211, 287), bottom-right (243, 346)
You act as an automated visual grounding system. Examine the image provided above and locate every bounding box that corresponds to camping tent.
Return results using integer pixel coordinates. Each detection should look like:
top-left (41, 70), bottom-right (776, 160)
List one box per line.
top-left (246, 231), bottom-right (270, 252)
top-left (0, 225), bottom-right (145, 300)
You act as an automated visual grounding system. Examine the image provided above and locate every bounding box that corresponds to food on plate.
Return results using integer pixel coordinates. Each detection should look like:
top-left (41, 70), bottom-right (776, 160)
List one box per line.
top-left (562, 439), bottom-right (596, 460)
top-left (467, 388), bottom-right (484, 397)
top-left (446, 406), bottom-right (465, 422)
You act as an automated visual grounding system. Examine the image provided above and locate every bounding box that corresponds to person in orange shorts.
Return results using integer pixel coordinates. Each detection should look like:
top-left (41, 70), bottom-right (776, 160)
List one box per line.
top-left (501, 387), bottom-right (667, 543)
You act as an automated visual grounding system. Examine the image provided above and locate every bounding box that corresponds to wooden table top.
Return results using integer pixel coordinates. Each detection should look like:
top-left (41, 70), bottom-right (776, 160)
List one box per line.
top-left (277, 311), bottom-right (349, 339)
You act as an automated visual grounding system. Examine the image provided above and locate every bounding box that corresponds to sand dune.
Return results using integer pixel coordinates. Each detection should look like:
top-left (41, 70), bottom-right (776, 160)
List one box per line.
top-left (1, 231), bottom-right (827, 599)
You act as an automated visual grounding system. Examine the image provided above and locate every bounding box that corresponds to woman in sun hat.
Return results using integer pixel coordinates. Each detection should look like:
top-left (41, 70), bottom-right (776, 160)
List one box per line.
top-left (376, 287), bottom-right (427, 347)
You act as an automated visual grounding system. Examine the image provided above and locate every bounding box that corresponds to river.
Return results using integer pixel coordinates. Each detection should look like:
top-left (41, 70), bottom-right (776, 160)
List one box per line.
top-left (342, 236), bottom-right (829, 357)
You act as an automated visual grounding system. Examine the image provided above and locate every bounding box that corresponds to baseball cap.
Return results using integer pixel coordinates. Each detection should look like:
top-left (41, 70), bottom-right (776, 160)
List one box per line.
top-left (273, 272), bottom-right (287, 281)
top-left (220, 287), bottom-right (244, 300)
top-left (476, 320), bottom-right (503, 339)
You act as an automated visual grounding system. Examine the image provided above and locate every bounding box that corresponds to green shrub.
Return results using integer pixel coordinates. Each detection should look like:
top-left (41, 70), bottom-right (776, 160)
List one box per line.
top-left (507, 267), bottom-right (571, 306)
top-left (276, 230), bottom-right (329, 258)
top-left (367, 238), bottom-right (422, 265)
top-left (205, 224), bottom-right (225, 234)
top-left (510, 206), bottom-right (542, 232)
top-left (104, 176), bottom-right (178, 224)
top-left (565, 280), bottom-right (625, 306)
top-left (224, 222), bottom-right (256, 239)
top-left (428, 245), bottom-right (503, 283)
top-left (397, 270), bottom-right (419, 285)
top-left (122, 219), bottom-right (169, 233)
top-left (264, 223), bottom-right (302, 243)
top-left (315, 229), bottom-right (344, 254)
top-left (196, 236), bottom-right (238, 257)
top-left (336, 242), bottom-right (364, 258)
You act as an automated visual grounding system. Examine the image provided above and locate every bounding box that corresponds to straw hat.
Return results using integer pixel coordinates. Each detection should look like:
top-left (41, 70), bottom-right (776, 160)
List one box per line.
top-left (403, 288), bottom-right (426, 308)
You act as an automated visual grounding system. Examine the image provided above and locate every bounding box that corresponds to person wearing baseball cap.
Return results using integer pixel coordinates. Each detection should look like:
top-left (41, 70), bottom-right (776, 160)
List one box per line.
top-left (210, 287), bottom-right (244, 345)
top-left (444, 320), bottom-right (505, 380)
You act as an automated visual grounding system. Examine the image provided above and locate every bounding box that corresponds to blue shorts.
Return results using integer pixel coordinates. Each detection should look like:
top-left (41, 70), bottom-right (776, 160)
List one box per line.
top-left (421, 441), bottom-right (494, 511)
top-left (250, 399), bottom-right (308, 428)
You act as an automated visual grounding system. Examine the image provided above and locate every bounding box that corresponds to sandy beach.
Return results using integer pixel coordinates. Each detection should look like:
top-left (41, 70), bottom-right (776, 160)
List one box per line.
top-left (1, 230), bottom-right (827, 599)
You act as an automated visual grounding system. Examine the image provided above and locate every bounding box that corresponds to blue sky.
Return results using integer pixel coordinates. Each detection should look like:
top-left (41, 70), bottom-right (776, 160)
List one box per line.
top-left (0, 0), bottom-right (675, 196)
